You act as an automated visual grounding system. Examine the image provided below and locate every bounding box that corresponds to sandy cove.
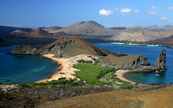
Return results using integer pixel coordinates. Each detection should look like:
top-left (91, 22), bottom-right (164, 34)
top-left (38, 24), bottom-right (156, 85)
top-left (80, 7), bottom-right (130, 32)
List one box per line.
top-left (37, 54), bottom-right (96, 83)
top-left (116, 69), bottom-right (156, 85)
top-left (116, 70), bottom-right (137, 84)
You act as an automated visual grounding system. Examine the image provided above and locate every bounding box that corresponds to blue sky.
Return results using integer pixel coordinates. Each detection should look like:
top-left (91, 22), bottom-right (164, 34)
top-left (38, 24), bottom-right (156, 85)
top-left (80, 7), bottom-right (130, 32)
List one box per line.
top-left (0, 0), bottom-right (173, 28)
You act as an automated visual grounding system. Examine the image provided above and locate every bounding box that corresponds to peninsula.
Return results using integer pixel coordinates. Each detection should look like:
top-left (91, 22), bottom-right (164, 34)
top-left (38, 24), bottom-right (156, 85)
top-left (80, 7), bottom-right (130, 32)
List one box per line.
top-left (10, 36), bottom-right (166, 84)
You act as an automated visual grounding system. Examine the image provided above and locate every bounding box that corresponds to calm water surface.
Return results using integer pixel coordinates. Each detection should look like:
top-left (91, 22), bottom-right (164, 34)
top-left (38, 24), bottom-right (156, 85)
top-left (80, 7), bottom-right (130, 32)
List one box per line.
top-left (0, 46), bottom-right (58, 85)
top-left (95, 43), bottom-right (173, 84)
top-left (1, 44), bottom-right (173, 85)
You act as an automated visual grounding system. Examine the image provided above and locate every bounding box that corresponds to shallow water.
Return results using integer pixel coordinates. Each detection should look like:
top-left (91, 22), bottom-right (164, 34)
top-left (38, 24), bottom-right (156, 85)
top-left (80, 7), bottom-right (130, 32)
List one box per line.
top-left (95, 43), bottom-right (173, 84)
top-left (0, 46), bottom-right (58, 85)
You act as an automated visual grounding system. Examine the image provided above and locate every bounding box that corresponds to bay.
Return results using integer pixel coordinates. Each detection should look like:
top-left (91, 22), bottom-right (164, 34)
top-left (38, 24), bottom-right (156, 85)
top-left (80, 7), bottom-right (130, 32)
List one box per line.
top-left (95, 43), bottom-right (173, 84)
top-left (0, 46), bottom-right (58, 85)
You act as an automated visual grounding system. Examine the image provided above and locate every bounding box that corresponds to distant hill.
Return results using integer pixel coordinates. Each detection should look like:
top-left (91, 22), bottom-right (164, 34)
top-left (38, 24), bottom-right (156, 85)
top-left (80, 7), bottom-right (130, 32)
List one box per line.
top-left (55, 21), bottom-right (121, 36)
top-left (26, 29), bottom-right (50, 38)
top-left (0, 26), bottom-right (32, 36)
top-left (143, 35), bottom-right (173, 47)
top-left (144, 25), bottom-right (173, 31)
top-left (10, 30), bottom-right (28, 37)
top-left (113, 27), bottom-right (173, 42)
top-left (41, 26), bottom-right (62, 33)
top-left (108, 27), bottom-right (126, 30)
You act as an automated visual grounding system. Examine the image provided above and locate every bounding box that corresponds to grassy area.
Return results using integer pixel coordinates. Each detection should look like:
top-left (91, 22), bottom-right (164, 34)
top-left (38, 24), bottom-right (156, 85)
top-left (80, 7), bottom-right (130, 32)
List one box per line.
top-left (20, 78), bottom-right (79, 87)
top-left (73, 63), bottom-right (116, 85)
top-left (73, 60), bottom-right (139, 89)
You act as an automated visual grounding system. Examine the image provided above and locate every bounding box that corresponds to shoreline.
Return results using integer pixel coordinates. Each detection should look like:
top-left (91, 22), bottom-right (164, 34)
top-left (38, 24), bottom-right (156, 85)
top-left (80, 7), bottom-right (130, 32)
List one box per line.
top-left (116, 70), bottom-right (155, 85)
top-left (37, 54), bottom-right (95, 83)
top-left (116, 70), bottom-right (137, 85)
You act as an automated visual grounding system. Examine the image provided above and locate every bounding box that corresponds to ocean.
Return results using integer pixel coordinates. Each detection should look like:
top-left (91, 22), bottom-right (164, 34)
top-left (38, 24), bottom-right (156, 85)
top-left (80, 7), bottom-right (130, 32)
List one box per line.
top-left (1, 43), bottom-right (173, 85)
top-left (95, 43), bottom-right (173, 84)
top-left (0, 46), bottom-right (58, 85)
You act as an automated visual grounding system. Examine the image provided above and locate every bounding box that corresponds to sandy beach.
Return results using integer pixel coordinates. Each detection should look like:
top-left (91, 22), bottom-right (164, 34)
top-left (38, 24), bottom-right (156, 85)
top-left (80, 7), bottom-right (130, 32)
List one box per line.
top-left (37, 54), bottom-right (96, 83)
top-left (116, 70), bottom-right (137, 84)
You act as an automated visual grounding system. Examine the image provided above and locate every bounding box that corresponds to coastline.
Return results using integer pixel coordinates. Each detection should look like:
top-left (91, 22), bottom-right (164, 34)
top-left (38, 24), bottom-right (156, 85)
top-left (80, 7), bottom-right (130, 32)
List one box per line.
top-left (116, 70), bottom-right (154, 85)
top-left (37, 54), bottom-right (95, 83)
top-left (116, 70), bottom-right (137, 85)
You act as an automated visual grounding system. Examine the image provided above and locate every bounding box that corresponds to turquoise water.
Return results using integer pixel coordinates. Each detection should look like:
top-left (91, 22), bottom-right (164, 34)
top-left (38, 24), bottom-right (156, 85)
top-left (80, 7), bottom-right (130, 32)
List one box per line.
top-left (95, 43), bottom-right (173, 84)
top-left (0, 46), bottom-right (58, 85)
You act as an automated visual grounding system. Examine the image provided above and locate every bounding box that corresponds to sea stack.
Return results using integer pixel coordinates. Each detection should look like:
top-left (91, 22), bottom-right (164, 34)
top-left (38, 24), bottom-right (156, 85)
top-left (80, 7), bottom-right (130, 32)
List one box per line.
top-left (155, 49), bottom-right (166, 70)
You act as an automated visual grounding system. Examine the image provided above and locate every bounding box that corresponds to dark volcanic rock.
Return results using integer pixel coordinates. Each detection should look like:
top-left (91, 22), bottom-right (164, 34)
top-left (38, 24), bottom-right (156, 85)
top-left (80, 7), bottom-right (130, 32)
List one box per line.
top-left (102, 54), bottom-right (150, 70)
top-left (10, 45), bottom-right (41, 55)
top-left (155, 49), bottom-right (166, 70)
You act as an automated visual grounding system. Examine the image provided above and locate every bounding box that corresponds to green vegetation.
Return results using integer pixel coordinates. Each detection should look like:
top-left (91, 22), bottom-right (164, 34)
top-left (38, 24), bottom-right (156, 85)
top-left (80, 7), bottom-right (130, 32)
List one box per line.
top-left (20, 78), bottom-right (79, 87)
top-left (73, 59), bottom-right (139, 89)
top-left (77, 59), bottom-right (93, 64)
top-left (118, 84), bottom-right (138, 89)
top-left (73, 63), bottom-right (116, 85)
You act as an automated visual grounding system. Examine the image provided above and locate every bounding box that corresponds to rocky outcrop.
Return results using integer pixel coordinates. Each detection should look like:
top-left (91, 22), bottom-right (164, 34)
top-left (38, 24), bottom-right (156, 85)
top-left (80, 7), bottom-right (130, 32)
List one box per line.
top-left (155, 49), bottom-right (166, 70)
top-left (102, 54), bottom-right (150, 70)
top-left (10, 45), bottom-right (41, 55)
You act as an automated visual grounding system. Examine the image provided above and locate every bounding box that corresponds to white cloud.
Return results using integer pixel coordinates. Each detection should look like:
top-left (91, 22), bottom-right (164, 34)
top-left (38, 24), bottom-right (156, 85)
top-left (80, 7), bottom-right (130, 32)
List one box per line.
top-left (160, 16), bottom-right (168, 20)
top-left (99, 9), bottom-right (114, 16)
top-left (166, 7), bottom-right (173, 11)
top-left (148, 11), bottom-right (158, 15)
top-left (120, 8), bottom-right (132, 13)
top-left (160, 15), bottom-right (173, 22)
top-left (151, 6), bottom-right (156, 9)
top-left (120, 8), bottom-right (139, 13)
top-left (134, 10), bottom-right (140, 13)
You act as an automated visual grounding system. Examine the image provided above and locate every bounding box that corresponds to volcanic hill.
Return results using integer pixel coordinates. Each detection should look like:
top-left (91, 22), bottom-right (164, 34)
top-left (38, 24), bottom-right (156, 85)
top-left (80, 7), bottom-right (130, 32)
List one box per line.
top-left (55, 21), bottom-right (121, 36)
